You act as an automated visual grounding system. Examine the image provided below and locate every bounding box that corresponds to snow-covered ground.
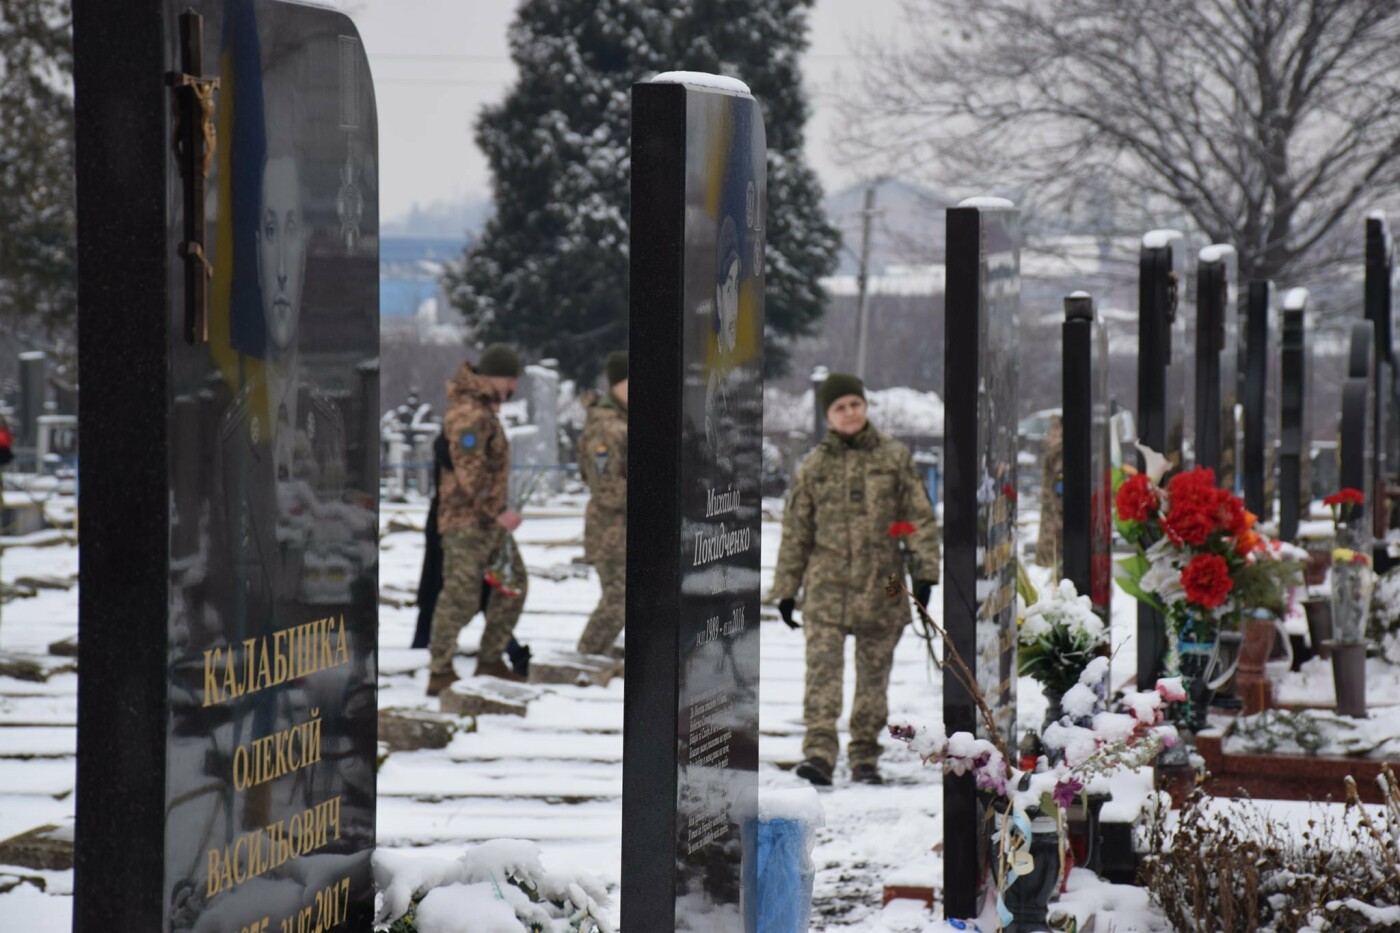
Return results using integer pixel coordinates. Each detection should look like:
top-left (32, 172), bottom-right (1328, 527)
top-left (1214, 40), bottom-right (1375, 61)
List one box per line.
top-left (0, 498), bottom-right (1193, 930)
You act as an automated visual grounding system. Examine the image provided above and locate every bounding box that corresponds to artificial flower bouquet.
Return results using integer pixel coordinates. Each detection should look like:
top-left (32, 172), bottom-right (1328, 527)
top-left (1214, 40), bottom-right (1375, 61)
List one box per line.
top-left (1017, 579), bottom-right (1109, 696)
top-left (1324, 488), bottom-right (1373, 643)
top-left (1114, 452), bottom-right (1301, 645)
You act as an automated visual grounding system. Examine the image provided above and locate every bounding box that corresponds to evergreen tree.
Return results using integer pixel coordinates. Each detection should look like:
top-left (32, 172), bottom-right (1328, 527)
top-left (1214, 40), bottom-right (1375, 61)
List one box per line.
top-left (444, 0), bottom-right (674, 383)
top-left (0, 0), bottom-right (75, 340)
top-left (676, 0), bottom-right (838, 377)
top-left (447, 0), bottom-right (838, 383)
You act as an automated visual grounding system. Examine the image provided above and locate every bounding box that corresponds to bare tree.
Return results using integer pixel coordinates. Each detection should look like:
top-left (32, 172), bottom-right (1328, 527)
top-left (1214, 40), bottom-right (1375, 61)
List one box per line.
top-left (841, 0), bottom-right (1400, 283)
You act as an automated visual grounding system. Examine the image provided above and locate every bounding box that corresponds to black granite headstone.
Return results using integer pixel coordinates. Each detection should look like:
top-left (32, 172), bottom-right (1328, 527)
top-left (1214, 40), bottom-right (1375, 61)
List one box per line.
top-left (74, 2), bottom-right (379, 929)
top-left (625, 75), bottom-right (764, 932)
top-left (1341, 322), bottom-right (1377, 529)
top-left (1195, 245), bottom-right (1240, 484)
top-left (1062, 293), bottom-right (1112, 625)
top-left (1136, 231), bottom-right (1189, 686)
top-left (1241, 281), bottom-right (1279, 520)
top-left (1366, 215), bottom-right (1398, 553)
top-left (1278, 290), bottom-right (1310, 543)
top-left (944, 199), bottom-right (1020, 921)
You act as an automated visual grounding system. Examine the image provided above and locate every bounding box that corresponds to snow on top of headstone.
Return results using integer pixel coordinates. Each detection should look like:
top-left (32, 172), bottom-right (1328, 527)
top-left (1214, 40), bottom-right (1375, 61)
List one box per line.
top-left (1368, 209), bottom-right (1390, 222)
top-left (1142, 229), bottom-right (1183, 249)
top-left (1069, 290), bottom-right (1091, 298)
top-left (650, 72), bottom-right (751, 95)
top-left (956, 196), bottom-right (1015, 210)
top-left (1284, 287), bottom-right (1310, 311)
top-left (759, 787), bottom-right (826, 827)
top-left (1199, 243), bottom-right (1237, 264)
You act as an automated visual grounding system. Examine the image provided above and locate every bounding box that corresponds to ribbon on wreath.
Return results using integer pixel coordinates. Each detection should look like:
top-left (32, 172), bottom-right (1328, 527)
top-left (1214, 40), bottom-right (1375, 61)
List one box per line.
top-left (994, 804), bottom-right (1035, 928)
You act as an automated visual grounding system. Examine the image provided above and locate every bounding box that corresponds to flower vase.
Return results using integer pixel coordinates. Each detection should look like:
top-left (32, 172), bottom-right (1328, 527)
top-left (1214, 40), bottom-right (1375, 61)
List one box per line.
top-left (1329, 552), bottom-right (1375, 644)
top-left (1041, 686), bottom-right (1064, 731)
top-left (1176, 640), bottom-right (1217, 733)
top-left (998, 814), bottom-right (1063, 933)
top-left (1323, 640), bottom-right (1369, 719)
top-left (1302, 597), bottom-right (1333, 661)
top-left (1066, 792), bottom-right (1111, 877)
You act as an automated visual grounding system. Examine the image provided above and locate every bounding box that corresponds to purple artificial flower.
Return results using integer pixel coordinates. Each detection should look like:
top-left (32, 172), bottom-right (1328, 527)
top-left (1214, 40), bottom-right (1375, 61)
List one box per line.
top-left (889, 723), bottom-right (916, 742)
top-left (1052, 777), bottom-right (1084, 810)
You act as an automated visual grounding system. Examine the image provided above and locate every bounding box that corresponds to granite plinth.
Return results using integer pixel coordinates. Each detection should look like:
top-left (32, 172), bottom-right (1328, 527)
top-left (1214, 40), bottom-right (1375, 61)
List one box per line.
top-left (0, 823), bottom-right (74, 871)
top-left (439, 677), bottom-right (539, 717)
top-left (378, 708), bottom-right (468, 751)
top-left (527, 651), bottom-right (621, 687)
top-left (1196, 732), bottom-right (1397, 804)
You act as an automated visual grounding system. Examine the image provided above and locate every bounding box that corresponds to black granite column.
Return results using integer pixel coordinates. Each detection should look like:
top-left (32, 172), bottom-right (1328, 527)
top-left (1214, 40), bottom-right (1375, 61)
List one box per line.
top-left (1279, 292), bottom-right (1309, 543)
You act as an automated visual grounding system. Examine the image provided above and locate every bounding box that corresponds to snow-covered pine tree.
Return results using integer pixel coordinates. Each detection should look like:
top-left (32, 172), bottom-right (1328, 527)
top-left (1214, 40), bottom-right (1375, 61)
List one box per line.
top-left (448, 0), bottom-right (839, 383)
top-left (0, 0), bottom-right (76, 339)
top-left (676, 0), bottom-right (839, 377)
top-left (444, 0), bottom-right (675, 383)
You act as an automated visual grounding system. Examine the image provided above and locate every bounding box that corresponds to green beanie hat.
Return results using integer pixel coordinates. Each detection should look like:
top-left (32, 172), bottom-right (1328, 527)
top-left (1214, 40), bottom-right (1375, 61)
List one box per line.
top-left (817, 372), bottom-right (865, 415)
top-left (605, 351), bottom-right (629, 387)
top-left (477, 344), bottom-right (521, 378)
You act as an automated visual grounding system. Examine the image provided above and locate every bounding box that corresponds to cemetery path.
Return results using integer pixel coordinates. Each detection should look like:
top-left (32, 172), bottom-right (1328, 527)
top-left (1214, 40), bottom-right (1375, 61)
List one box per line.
top-left (0, 498), bottom-right (1181, 930)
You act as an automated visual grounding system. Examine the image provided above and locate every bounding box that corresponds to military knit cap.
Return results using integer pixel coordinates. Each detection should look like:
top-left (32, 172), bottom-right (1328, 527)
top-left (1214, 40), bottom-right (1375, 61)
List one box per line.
top-left (817, 372), bottom-right (865, 414)
top-left (477, 344), bottom-right (522, 377)
top-left (605, 351), bottom-right (629, 387)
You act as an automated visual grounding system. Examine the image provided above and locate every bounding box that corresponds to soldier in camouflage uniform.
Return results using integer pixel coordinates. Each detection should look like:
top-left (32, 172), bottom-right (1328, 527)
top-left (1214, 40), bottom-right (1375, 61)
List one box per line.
top-left (428, 345), bottom-right (528, 695)
top-left (1035, 413), bottom-right (1064, 570)
top-left (772, 373), bottom-right (942, 786)
top-left (577, 352), bottom-right (629, 656)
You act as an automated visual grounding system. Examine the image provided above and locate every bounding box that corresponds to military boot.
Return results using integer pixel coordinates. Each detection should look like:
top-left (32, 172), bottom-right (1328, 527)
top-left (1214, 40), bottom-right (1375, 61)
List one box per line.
top-left (426, 670), bottom-right (459, 697)
top-left (795, 757), bottom-right (833, 787)
top-left (851, 763), bottom-right (884, 785)
top-left (475, 658), bottom-right (526, 682)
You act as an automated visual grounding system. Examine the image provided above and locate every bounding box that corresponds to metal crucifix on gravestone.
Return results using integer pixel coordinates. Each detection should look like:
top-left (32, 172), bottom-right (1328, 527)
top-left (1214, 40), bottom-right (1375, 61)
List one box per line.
top-left (73, 2), bottom-right (380, 929)
top-left (625, 72), bottom-right (765, 932)
top-left (943, 198), bottom-right (1020, 922)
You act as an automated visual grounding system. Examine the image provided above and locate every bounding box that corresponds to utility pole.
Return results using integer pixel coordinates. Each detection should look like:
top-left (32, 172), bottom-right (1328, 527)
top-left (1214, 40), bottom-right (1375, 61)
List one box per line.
top-left (854, 181), bottom-right (878, 379)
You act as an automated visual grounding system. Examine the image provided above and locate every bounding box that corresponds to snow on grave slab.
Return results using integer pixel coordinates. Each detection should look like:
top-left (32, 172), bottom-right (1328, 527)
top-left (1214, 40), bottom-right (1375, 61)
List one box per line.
top-left (375, 799), bottom-right (621, 848)
top-left (377, 759), bottom-right (620, 801)
top-left (525, 649), bottom-right (621, 687)
top-left (0, 760), bottom-right (73, 798)
top-left (0, 694), bottom-right (76, 726)
top-left (0, 795), bottom-right (73, 847)
top-left (447, 726), bottom-right (620, 764)
top-left (439, 676), bottom-right (543, 718)
top-left (0, 726), bottom-right (74, 759)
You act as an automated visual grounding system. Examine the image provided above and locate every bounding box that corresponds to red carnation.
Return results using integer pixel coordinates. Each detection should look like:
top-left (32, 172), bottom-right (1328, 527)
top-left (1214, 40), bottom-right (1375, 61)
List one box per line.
top-left (1181, 553), bottom-right (1233, 609)
top-left (1217, 490), bottom-right (1249, 536)
top-left (1166, 468), bottom-right (1219, 514)
top-left (1002, 483), bottom-right (1018, 502)
top-left (888, 521), bottom-right (917, 538)
top-left (1115, 473), bottom-right (1157, 523)
top-left (1323, 488), bottom-right (1365, 507)
top-left (1164, 507), bottom-right (1216, 546)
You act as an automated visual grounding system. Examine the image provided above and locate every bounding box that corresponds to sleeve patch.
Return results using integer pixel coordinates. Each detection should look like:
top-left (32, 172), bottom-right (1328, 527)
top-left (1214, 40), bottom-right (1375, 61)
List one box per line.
top-left (460, 431), bottom-right (480, 452)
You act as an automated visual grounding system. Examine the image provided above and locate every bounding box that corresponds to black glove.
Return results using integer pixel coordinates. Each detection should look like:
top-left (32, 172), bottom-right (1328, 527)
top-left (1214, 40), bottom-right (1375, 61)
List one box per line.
top-left (778, 598), bottom-right (799, 630)
top-left (914, 581), bottom-right (934, 609)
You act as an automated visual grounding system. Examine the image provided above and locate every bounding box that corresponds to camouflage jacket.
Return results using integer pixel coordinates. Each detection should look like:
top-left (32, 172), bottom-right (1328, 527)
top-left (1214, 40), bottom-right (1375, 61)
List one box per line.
top-left (579, 390), bottom-right (627, 563)
top-left (772, 425), bottom-right (941, 623)
top-left (439, 362), bottom-right (509, 533)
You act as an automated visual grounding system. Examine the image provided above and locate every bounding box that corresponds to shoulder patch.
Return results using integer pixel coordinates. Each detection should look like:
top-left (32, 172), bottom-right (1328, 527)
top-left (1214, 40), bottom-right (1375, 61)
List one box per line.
top-left (459, 431), bottom-right (480, 452)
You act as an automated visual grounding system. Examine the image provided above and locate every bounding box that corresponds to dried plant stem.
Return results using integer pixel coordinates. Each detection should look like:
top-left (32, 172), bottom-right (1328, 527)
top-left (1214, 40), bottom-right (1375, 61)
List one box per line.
top-left (893, 574), bottom-right (1010, 763)
top-left (1345, 775), bottom-right (1400, 889)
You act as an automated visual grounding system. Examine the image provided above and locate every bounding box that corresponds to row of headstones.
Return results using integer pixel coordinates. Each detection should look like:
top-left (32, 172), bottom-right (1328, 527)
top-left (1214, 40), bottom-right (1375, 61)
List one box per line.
top-left (68, 3), bottom-right (1393, 930)
top-left (1134, 219), bottom-right (1398, 685)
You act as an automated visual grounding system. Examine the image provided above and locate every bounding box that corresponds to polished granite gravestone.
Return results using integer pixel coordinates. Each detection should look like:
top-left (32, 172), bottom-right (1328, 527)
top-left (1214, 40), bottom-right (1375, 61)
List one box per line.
top-left (1061, 293), bottom-right (1112, 626)
top-left (1242, 281), bottom-right (1280, 520)
top-left (1195, 245), bottom-right (1240, 483)
top-left (1366, 216), bottom-right (1398, 556)
top-left (626, 76), bottom-right (764, 932)
top-left (943, 199), bottom-right (1020, 922)
top-left (1279, 291), bottom-right (1310, 543)
top-left (73, 2), bottom-right (378, 929)
top-left (1137, 231), bottom-right (1188, 686)
top-left (1341, 322), bottom-right (1377, 525)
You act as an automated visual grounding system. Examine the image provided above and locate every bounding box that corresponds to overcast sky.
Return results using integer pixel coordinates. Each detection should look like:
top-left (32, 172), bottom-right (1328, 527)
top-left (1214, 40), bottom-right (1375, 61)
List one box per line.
top-left (346, 0), bottom-right (904, 223)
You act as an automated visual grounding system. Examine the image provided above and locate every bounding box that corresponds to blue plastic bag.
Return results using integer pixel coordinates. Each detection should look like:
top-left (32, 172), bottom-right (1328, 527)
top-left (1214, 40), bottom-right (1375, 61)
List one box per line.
top-left (756, 817), bottom-right (815, 932)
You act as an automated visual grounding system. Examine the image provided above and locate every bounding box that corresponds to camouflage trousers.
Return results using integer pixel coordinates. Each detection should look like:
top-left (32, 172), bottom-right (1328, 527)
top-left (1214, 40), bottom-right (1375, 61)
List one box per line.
top-left (429, 527), bottom-right (527, 675)
top-left (803, 615), bottom-right (903, 768)
top-left (576, 555), bottom-right (625, 656)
